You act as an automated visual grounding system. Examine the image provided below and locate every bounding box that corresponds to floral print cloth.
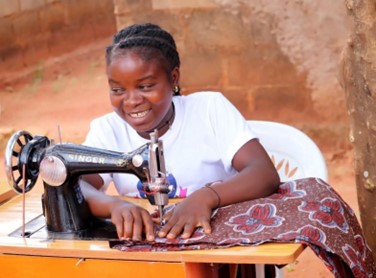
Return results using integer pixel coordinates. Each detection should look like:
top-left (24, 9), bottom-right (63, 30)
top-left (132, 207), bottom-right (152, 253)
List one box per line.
top-left (109, 178), bottom-right (376, 277)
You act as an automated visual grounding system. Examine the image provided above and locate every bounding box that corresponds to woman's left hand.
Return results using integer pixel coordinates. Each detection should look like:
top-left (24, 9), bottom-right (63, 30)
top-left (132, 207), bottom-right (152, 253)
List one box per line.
top-left (157, 188), bottom-right (217, 239)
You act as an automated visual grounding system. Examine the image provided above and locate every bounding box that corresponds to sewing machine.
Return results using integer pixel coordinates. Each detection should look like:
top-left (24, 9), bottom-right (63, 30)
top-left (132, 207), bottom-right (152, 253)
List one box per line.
top-left (0, 123), bottom-right (312, 278)
top-left (4, 129), bottom-right (171, 236)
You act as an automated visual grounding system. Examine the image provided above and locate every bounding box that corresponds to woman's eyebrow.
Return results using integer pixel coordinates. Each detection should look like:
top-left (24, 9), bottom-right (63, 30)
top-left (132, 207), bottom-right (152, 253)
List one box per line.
top-left (108, 78), bottom-right (121, 84)
top-left (137, 75), bottom-right (155, 82)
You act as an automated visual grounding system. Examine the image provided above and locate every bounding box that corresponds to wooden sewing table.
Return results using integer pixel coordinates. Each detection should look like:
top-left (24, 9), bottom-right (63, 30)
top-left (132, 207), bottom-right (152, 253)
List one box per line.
top-left (0, 186), bottom-right (304, 278)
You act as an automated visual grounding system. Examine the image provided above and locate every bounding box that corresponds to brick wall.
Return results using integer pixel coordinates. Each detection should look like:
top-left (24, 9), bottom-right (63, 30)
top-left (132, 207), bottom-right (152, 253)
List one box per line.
top-left (112, 0), bottom-right (350, 126)
top-left (0, 0), bottom-right (116, 86)
top-left (0, 0), bottom-right (350, 129)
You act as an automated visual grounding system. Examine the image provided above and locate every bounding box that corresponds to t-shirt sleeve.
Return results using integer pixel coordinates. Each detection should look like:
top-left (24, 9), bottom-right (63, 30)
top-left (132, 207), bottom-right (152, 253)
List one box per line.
top-left (82, 118), bottom-right (114, 191)
top-left (208, 93), bottom-right (257, 171)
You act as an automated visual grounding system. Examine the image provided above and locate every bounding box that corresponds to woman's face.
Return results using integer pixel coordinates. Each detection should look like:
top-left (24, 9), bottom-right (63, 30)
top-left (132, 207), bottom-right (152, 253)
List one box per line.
top-left (107, 51), bottom-right (179, 135)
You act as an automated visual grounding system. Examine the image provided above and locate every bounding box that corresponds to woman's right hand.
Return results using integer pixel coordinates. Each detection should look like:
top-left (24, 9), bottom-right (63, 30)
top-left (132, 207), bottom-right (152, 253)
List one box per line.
top-left (80, 176), bottom-right (155, 241)
top-left (109, 201), bottom-right (155, 241)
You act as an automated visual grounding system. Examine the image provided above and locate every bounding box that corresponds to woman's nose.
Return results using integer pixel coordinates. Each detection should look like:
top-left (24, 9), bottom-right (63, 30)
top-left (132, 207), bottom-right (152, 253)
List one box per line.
top-left (123, 90), bottom-right (143, 107)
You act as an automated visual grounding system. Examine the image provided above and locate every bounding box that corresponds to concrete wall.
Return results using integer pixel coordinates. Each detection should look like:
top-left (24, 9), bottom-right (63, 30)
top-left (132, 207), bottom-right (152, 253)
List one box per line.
top-left (0, 0), bottom-right (116, 86)
top-left (0, 0), bottom-right (351, 138)
top-left (113, 0), bottom-right (350, 127)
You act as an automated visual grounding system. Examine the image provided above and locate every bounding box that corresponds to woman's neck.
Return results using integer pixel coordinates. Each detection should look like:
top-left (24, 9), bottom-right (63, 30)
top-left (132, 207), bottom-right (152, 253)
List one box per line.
top-left (137, 103), bottom-right (175, 139)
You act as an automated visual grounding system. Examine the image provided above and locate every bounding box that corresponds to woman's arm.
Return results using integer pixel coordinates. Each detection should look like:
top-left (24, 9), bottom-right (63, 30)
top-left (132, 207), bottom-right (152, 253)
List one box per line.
top-left (211, 138), bottom-right (280, 206)
top-left (158, 138), bottom-right (280, 239)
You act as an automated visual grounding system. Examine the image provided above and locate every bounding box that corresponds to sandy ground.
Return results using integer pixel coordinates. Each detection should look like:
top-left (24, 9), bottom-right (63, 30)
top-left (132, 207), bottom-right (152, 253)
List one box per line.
top-left (0, 38), bottom-right (358, 277)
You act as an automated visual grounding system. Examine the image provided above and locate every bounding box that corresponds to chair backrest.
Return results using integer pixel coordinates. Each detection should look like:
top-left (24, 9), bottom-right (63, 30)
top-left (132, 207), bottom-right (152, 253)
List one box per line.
top-left (248, 120), bottom-right (328, 182)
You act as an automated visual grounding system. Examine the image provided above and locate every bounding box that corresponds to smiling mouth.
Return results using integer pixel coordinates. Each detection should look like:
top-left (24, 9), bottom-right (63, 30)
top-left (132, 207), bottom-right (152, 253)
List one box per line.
top-left (129, 109), bottom-right (150, 118)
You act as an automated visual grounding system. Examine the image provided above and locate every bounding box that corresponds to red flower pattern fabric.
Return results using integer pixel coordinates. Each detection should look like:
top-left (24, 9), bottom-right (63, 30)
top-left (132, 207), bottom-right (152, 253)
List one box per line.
top-left (109, 178), bottom-right (376, 277)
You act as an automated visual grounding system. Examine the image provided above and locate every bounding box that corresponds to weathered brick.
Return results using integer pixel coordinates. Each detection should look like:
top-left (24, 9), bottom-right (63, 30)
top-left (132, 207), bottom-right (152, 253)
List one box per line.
top-left (0, 0), bottom-right (117, 84)
top-left (96, 0), bottom-right (115, 14)
top-left (222, 88), bottom-right (251, 118)
top-left (250, 85), bottom-right (311, 119)
top-left (92, 13), bottom-right (116, 39)
top-left (186, 10), bottom-right (250, 53)
top-left (12, 11), bottom-right (42, 46)
top-left (247, 15), bottom-right (277, 45)
top-left (226, 45), bottom-right (306, 87)
top-left (39, 1), bottom-right (66, 32)
top-left (152, 0), bottom-right (219, 10)
top-left (48, 23), bottom-right (95, 56)
top-left (113, 0), bottom-right (152, 15)
top-left (0, 0), bottom-right (20, 16)
top-left (0, 45), bottom-right (24, 71)
top-left (22, 38), bottom-right (50, 66)
top-left (20, 0), bottom-right (45, 11)
top-left (180, 50), bottom-right (222, 88)
top-left (63, 1), bottom-right (93, 25)
top-left (0, 17), bottom-right (14, 49)
top-left (115, 11), bottom-right (182, 39)
top-left (60, 0), bottom-right (115, 37)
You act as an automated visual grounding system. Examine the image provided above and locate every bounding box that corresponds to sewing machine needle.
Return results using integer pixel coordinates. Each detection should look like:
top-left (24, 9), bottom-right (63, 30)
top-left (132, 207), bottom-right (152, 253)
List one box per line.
top-left (159, 205), bottom-right (164, 226)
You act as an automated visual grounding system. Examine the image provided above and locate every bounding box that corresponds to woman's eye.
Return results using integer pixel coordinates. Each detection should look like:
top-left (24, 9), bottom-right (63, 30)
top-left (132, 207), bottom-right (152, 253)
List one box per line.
top-left (111, 88), bottom-right (125, 95)
top-left (139, 84), bottom-right (153, 91)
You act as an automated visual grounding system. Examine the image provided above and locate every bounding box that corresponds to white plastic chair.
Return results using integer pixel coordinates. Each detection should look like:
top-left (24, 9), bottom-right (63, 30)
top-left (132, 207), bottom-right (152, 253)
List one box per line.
top-left (248, 120), bottom-right (328, 182)
top-left (248, 120), bottom-right (328, 278)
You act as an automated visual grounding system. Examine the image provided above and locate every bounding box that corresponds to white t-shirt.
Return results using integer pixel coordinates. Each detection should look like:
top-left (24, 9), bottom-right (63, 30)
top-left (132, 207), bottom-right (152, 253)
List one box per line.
top-left (83, 91), bottom-right (257, 198)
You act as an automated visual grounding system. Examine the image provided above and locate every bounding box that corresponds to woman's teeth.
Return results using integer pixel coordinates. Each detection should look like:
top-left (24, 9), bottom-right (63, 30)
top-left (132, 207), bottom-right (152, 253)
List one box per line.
top-left (130, 110), bottom-right (149, 118)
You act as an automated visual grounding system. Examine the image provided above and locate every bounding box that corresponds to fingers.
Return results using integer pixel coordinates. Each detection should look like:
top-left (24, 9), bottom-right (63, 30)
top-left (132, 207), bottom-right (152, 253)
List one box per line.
top-left (111, 206), bottom-right (155, 241)
top-left (142, 211), bottom-right (155, 241)
top-left (180, 218), bottom-right (212, 239)
top-left (157, 212), bottom-right (182, 238)
top-left (111, 203), bottom-right (212, 241)
top-left (112, 216), bottom-right (124, 239)
top-left (158, 216), bottom-right (212, 239)
top-left (129, 212), bottom-right (142, 241)
top-left (116, 211), bottom-right (135, 239)
top-left (180, 223), bottom-right (195, 239)
top-left (111, 210), bottom-right (133, 239)
top-left (128, 210), bottom-right (155, 241)
top-left (201, 220), bottom-right (212, 234)
top-left (157, 220), bottom-right (173, 238)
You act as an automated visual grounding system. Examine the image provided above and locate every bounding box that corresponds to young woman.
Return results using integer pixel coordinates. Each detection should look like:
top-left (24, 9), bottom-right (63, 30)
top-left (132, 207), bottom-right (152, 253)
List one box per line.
top-left (80, 22), bottom-right (280, 241)
top-left (78, 23), bottom-right (375, 277)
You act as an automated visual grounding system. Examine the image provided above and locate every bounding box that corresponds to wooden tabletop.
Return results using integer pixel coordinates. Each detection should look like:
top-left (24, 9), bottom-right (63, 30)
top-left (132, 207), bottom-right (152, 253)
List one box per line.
top-left (0, 193), bottom-right (304, 265)
top-left (0, 179), bottom-right (16, 204)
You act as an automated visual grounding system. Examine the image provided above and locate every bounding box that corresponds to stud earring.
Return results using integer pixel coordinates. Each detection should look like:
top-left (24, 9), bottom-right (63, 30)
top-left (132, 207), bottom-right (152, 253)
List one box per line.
top-left (173, 85), bottom-right (180, 94)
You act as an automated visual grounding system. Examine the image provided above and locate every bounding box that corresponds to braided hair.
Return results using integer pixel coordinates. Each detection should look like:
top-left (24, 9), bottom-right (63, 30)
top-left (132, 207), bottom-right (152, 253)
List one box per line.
top-left (106, 23), bottom-right (181, 95)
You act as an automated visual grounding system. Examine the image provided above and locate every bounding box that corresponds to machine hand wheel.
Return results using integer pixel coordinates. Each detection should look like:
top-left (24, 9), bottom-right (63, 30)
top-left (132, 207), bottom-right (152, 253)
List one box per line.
top-left (4, 130), bottom-right (37, 193)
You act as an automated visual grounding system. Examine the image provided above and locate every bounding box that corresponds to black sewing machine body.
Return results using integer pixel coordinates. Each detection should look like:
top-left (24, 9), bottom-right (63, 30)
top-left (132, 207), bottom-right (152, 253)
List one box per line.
top-left (4, 130), bottom-right (170, 238)
top-left (41, 142), bottom-right (151, 233)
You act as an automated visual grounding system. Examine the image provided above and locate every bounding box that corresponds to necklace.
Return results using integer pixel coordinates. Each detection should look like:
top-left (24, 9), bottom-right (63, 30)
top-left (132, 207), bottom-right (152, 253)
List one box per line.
top-left (164, 102), bottom-right (175, 130)
top-left (138, 103), bottom-right (175, 138)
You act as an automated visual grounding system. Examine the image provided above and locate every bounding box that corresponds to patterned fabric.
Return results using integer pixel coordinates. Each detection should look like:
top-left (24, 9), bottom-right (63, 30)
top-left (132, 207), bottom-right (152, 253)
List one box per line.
top-left (109, 178), bottom-right (376, 277)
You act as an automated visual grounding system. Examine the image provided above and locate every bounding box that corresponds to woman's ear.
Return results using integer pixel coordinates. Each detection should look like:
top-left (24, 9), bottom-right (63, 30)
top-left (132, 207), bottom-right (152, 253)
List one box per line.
top-left (171, 67), bottom-right (180, 87)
